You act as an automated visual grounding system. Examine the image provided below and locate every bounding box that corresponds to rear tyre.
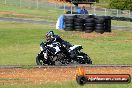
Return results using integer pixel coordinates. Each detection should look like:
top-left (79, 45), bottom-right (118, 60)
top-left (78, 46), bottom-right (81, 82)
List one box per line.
top-left (78, 53), bottom-right (92, 64)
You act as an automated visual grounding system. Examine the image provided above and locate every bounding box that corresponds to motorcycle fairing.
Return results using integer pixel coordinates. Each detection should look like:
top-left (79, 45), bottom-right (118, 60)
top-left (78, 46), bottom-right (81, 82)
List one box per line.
top-left (69, 45), bottom-right (82, 51)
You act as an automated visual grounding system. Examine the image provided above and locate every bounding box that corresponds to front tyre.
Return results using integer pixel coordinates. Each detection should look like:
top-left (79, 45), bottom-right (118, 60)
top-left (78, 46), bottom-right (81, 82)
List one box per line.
top-left (36, 55), bottom-right (44, 65)
top-left (86, 55), bottom-right (92, 64)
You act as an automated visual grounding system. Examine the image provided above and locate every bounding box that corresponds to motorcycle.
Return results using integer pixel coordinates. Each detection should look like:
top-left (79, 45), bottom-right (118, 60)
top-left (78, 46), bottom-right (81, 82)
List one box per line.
top-left (36, 41), bottom-right (92, 65)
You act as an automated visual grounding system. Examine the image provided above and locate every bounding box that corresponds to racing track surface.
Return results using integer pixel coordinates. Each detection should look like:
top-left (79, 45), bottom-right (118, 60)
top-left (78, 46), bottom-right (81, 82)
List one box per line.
top-left (0, 65), bottom-right (132, 84)
top-left (0, 17), bottom-right (132, 30)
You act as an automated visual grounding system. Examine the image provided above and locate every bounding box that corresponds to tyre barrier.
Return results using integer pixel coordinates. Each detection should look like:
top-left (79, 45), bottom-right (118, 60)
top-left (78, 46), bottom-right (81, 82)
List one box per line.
top-left (94, 16), bottom-right (105, 34)
top-left (64, 15), bottom-right (112, 33)
top-left (84, 18), bottom-right (95, 33)
top-left (104, 16), bottom-right (111, 32)
top-left (64, 15), bottom-right (75, 31)
top-left (74, 17), bottom-right (84, 31)
top-left (111, 16), bottom-right (132, 22)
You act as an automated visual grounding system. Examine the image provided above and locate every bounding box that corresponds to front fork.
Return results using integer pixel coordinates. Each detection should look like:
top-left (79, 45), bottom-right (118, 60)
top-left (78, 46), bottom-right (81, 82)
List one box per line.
top-left (43, 52), bottom-right (48, 59)
top-left (40, 50), bottom-right (48, 60)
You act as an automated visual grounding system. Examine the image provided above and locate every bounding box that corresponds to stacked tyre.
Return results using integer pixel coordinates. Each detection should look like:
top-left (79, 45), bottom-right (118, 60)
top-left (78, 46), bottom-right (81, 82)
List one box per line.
top-left (74, 16), bottom-right (84, 31)
top-left (64, 15), bottom-right (75, 31)
top-left (64, 15), bottom-right (111, 33)
top-left (111, 16), bottom-right (132, 22)
top-left (104, 16), bottom-right (111, 32)
top-left (84, 17), bottom-right (95, 33)
top-left (95, 17), bottom-right (105, 34)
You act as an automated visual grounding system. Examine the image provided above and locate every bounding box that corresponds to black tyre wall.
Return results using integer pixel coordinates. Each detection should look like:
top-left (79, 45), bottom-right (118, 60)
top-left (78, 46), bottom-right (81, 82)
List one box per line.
top-left (95, 26), bottom-right (104, 34)
top-left (85, 23), bottom-right (94, 27)
top-left (64, 15), bottom-right (75, 31)
top-left (85, 18), bottom-right (94, 23)
top-left (84, 17), bottom-right (95, 33)
top-left (64, 15), bottom-right (111, 33)
top-left (104, 16), bottom-right (111, 32)
top-left (74, 17), bottom-right (84, 31)
top-left (95, 16), bottom-right (105, 24)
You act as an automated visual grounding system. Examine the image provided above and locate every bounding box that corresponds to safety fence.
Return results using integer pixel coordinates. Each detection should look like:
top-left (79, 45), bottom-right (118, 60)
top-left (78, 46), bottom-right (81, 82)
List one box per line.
top-left (0, 0), bottom-right (131, 18)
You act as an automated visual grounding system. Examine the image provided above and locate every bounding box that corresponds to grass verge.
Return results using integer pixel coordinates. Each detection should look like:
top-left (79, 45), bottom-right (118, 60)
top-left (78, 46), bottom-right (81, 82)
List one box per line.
top-left (0, 81), bottom-right (131, 88)
top-left (112, 20), bottom-right (132, 28)
top-left (0, 3), bottom-right (64, 21)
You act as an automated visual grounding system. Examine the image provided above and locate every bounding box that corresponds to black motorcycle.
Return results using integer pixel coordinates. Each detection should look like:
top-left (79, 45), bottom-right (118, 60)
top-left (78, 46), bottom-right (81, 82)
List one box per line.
top-left (36, 42), bottom-right (92, 65)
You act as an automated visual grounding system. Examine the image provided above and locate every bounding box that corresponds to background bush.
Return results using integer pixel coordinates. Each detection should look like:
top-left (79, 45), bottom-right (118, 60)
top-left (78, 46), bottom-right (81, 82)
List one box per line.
top-left (109, 0), bottom-right (132, 10)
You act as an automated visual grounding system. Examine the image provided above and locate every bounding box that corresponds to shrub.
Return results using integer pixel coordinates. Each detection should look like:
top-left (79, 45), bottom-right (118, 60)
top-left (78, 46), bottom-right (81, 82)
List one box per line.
top-left (109, 0), bottom-right (132, 10)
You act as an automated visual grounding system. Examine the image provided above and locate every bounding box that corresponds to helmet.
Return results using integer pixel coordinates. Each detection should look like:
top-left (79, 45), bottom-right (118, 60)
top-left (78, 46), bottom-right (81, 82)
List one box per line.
top-left (46, 31), bottom-right (54, 37)
top-left (46, 31), bottom-right (54, 41)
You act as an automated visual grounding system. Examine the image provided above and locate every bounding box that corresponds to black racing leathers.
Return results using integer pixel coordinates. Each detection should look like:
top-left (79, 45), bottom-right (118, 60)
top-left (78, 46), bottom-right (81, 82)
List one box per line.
top-left (46, 35), bottom-right (72, 50)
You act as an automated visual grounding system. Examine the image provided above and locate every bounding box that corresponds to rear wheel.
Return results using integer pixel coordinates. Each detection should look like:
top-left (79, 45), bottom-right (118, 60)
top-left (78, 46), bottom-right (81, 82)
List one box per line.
top-left (85, 56), bottom-right (92, 64)
top-left (77, 53), bottom-right (92, 64)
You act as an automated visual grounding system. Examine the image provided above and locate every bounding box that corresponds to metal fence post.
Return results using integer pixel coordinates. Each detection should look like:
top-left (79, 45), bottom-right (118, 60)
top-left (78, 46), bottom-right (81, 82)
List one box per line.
top-left (55, 3), bottom-right (57, 9)
top-left (4, 0), bottom-right (6, 4)
top-left (71, 4), bottom-right (73, 14)
top-left (37, 0), bottom-right (39, 9)
top-left (105, 8), bottom-right (107, 16)
top-left (117, 9), bottom-right (118, 17)
top-left (129, 10), bottom-right (131, 17)
top-left (64, 3), bottom-right (66, 13)
top-left (93, 7), bottom-right (96, 15)
top-left (20, 0), bottom-right (21, 8)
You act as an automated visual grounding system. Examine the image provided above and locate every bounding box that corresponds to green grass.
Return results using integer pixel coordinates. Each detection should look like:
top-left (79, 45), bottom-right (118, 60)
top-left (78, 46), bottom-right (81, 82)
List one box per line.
top-left (0, 2), bottom-right (132, 28)
top-left (0, 22), bottom-right (132, 65)
top-left (0, 3), bottom-right (64, 21)
top-left (0, 81), bottom-right (132, 88)
top-left (112, 20), bottom-right (132, 28)
top-left (0, 22), bottom-right (51, 65)
top-left (95, 0), bottom-right (111, 8)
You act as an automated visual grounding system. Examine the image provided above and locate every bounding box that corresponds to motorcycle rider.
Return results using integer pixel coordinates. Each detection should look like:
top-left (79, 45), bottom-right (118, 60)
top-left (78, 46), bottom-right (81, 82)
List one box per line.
top-left (38, 31), bottom-right (92, 65)
top-left (45, 31), bottom-right (72, 50)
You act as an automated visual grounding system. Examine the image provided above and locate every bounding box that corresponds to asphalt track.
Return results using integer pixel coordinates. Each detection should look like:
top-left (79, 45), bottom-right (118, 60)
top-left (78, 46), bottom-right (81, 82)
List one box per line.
top-left (0, 64), bottom-right (132, 68)
top-left (0, 17), bottom-right (55, 24)
top-left (0, 17), bottom-right (132, 30)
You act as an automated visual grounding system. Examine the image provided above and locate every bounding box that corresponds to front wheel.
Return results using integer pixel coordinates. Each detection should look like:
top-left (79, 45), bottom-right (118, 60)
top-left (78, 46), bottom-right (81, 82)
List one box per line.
top-left (36, 55), bottom-right (55, 65)
top-left (36, 55), bottom-right (44, 65)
